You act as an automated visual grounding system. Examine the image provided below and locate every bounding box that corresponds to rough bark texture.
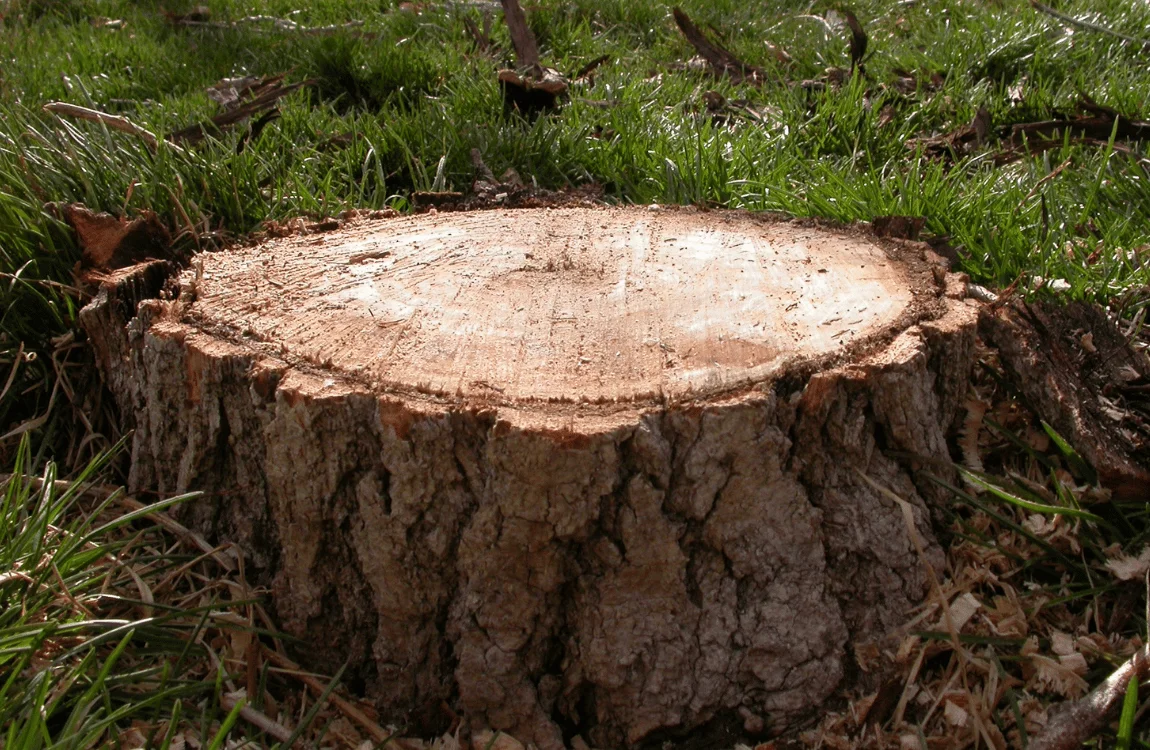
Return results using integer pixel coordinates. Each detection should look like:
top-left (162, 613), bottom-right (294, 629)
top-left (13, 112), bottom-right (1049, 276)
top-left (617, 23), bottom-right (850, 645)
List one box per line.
top-left (80, 208), bottom-right (978, 748)
top-left (979, 300), bottom-right (1150, 502)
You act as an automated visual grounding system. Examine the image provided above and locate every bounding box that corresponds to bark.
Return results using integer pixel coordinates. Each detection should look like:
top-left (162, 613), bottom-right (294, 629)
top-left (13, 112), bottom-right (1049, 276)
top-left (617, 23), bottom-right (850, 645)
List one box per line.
top-left (80, 208), bottom-right (978, 747)
top-left (979, 299), bottom-right (1150, 502)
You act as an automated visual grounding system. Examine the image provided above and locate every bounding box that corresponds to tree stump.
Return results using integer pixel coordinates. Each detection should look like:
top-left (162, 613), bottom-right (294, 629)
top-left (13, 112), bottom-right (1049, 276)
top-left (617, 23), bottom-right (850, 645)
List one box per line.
top-left (81, 207), bottom-right (977, 748)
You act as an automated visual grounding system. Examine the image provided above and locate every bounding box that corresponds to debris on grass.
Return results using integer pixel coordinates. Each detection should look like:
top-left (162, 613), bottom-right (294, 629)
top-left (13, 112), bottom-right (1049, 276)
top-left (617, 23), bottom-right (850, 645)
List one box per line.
top-left (41, 102), bottom-right (176, 154)
top-left (978, 299), bottom-right (1150, 502)
top-left (496, 0), bottom-right (569, 115)
top-left (996, 97), bottom-right (1150, 164)
top-left (1029, 0), bottom-right (1150, 50)
top-left (164, 8), bottom-right (369, 37)
top-left (905, 95), bottom-right (1150, 165)
top-left (54, 203), bottom-right (173, 272)
top-left (697, 89), bottom-right (779, 128)
top-left (43, 75), bottom-right (312, 153)
top-left (671, 7), bottom-right (769, 85)
top-left (170, 76), bottom-right (314, 146)
top-left (462, 9), bottom-right (496, 55)
top-left (907, 106), bottom-right (991, 160)
top-left (573, 54), bottom-right (612, 83)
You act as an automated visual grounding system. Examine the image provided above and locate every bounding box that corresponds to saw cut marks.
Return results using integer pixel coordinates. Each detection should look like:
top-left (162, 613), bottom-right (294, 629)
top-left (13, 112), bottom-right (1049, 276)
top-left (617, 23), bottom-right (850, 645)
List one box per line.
top-left (189, 207), bottom-right (921, 407)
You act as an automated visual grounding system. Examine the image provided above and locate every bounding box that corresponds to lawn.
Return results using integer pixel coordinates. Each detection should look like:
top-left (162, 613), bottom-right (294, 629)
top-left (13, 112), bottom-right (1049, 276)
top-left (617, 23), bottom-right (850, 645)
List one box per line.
top-left (2, 0), bottom-right (1150, 746)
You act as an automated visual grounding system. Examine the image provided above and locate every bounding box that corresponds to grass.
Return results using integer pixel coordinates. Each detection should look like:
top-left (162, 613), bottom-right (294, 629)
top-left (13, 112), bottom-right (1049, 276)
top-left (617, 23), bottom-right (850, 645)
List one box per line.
top-left (0, 434), bottom-right (376, 747)
top-left (2, 0), bottom-right (1150, 746)
top-left (0, 436), bottom-right (245, 747)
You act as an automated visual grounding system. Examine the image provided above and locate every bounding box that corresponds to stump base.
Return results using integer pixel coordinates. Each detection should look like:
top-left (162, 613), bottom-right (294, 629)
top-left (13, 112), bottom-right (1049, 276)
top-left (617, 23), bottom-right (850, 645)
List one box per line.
top-left (81, 207), bottom-right (977, 747)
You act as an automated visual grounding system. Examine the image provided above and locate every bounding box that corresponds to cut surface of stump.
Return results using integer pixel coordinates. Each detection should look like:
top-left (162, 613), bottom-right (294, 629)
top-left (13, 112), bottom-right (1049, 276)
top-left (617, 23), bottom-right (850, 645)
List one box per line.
top-left (81, 207), bottom-right (978, 748)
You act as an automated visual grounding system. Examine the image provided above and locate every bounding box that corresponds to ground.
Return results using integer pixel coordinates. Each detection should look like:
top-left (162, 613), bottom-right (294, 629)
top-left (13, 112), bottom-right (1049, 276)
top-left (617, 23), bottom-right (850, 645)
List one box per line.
top-left (2, 0), bottom-right (1150, 747)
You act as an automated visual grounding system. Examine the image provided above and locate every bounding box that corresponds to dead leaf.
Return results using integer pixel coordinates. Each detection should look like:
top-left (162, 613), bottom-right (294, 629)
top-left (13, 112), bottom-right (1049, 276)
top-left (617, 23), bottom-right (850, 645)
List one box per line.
top-left (59, 204), bottom-right (172, 271)
top-left (839, 8), bottom-right (867, 71)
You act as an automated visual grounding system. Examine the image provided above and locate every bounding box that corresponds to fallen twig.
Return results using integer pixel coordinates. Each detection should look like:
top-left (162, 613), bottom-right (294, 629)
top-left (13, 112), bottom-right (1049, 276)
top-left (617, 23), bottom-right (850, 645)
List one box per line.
top-left (260, 647), bottom-right (390, 744)
top-left (1030, 0), bottom-right (1150, 48)
top-left (42, 102), bottom-right (183, 154)
top-left (219, 693), bottom-right (294, 743)
top-left (500, 0), bottom-right (539, 68)
top-left (1029, 645), bottom-right (1150, 750)
top-left (462, 11), bottom-right (494, 53)
top-left (171, 14), bottom-right (368, 36)
top-left (169, 79), bottom-right (314, 145)
top-left (1015, 156), bottom-right (1073, 213)
top-left (907, 106), bottom-right (991, 160)
top-left (994, 103), bottom-right (1150, 165)
top-left (672, 7), bottom-right (765, 85)
top-left (573, 54), bottom-right (611, 81)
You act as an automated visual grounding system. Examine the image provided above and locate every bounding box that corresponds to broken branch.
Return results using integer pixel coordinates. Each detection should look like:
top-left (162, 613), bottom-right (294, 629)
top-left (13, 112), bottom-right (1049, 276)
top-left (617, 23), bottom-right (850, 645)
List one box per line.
top-left (1030, 0), bottom-right (1150, 48)
top-left (500, 0), bottom-right (540, 68)
top-left (219, 694), bottom-right (294, 743)
top-left (1029, 645), bottom-right (1150, 750)
top-left (672, 7), bottom-right (764, 85)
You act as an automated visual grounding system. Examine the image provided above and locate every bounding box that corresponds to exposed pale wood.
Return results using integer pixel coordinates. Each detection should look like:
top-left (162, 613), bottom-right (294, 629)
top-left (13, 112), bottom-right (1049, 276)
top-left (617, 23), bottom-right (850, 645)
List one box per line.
top-left (174, 208), bottom-right (937, 413)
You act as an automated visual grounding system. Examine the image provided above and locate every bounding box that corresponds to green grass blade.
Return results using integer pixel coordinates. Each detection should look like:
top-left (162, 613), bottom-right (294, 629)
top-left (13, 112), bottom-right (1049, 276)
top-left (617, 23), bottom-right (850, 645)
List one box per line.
top-left (1117, 672), bottom-right (1139, 750)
